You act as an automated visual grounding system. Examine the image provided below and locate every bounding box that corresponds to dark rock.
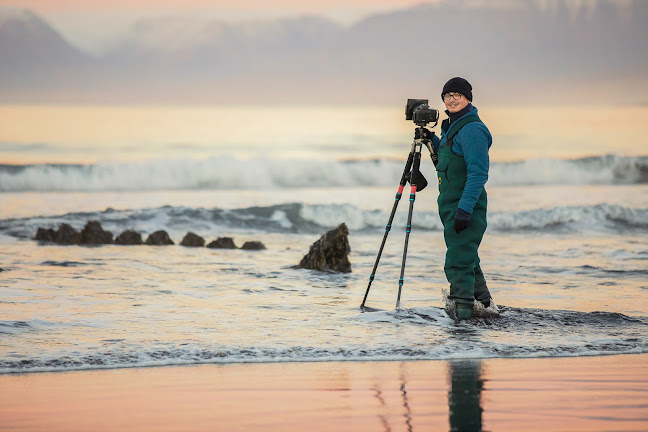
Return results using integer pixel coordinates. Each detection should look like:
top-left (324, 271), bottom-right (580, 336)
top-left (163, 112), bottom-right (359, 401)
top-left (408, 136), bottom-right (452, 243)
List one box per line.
top-left (145, 230), bottom-right (174, 246)
top-left (0, 268), bottom-right (5, 272)
top-left (241, 241), bottom-right (266, 250)
top-left (35, 227), bottom-right (57, 242)
top-left (180, 232), bottom-right (205, 247)
top-left (115, 230), bottom-right (143, 245)
top-left (81, 221), bottom-right (113, 245)
top-left (295, 223), bottom-right (351, 272)
top-left (55, 223), bottom-right (81, 245)
top-left (207, 237), bottom-right (238, 249)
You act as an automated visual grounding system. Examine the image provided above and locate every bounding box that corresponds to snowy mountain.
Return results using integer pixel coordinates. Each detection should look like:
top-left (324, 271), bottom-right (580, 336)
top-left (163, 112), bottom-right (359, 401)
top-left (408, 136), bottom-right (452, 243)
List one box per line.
top-left (0, 1), bottom-right (646, 103)
top-left (113, 15), bottom-right (340, 54)
top-left (101, 15), bottom-right (340, 80)
top-left (0, 7), bottom-right (91, 92)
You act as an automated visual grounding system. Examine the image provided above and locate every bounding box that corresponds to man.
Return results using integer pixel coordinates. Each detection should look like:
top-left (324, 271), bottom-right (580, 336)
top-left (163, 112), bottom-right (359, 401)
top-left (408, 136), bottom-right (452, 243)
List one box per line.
top-left (428, 77), bottom-right (494, 320)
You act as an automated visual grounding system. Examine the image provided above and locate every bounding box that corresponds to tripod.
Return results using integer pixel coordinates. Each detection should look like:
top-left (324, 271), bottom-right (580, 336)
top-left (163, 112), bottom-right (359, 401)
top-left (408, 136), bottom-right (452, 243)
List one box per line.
top-left (360, 126), bottom-right (437, 311)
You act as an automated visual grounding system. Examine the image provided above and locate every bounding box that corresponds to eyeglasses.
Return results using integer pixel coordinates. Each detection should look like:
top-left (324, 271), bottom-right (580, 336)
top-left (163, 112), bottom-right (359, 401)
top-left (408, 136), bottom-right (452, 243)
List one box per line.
top-left (443, 93), bottom-right (463, 101)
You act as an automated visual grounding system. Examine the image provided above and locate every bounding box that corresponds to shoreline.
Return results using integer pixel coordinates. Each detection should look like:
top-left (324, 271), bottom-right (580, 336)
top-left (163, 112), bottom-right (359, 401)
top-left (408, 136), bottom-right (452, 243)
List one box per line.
top-left (3, 349), bottom-right (648, 377)
top-left (2, 353), bottom-right (647, 431)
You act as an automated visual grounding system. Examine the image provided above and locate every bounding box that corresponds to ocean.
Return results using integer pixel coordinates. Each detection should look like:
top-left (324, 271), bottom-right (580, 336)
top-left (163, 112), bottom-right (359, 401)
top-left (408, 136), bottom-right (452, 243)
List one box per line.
top-left (1, 104), bottom-right (647, 374)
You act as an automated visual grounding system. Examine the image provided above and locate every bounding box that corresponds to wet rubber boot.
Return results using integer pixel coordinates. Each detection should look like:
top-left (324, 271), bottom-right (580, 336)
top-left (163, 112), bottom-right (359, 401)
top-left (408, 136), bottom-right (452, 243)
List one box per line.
top-left (456, 304), bottom-right (474, 321)
top-left (473, 258), bottom-right (492, 308)
top-left (436, 126), bottom-right (488, 317)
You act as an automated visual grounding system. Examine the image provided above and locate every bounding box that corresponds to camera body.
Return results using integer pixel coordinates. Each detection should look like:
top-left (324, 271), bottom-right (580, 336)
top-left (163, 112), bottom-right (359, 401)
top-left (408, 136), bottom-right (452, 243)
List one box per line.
top-left (405, 99), bottom-right (439, 127)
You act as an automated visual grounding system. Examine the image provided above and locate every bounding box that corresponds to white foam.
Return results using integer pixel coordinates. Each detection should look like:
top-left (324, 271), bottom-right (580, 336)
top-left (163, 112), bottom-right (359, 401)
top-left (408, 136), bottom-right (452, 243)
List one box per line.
top-left (2, 342), bottom-right (646, 375)
top-left (1, 155), bottom-right (645, 192)
top-left (1, 202), bottom-right (646, 243)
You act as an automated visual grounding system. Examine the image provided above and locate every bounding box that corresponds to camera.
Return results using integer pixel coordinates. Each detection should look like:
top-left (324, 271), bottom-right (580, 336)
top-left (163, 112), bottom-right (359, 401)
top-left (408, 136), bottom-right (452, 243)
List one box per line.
top-left (405, 99), bottom-right (439, 127)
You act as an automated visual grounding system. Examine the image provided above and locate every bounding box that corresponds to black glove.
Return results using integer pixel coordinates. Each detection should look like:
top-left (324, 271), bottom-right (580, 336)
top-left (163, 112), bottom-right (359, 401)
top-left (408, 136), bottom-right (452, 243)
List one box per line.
top-left (414, 127), bottom-right (433, 140)
top-left (453, 208), bottom-right (471, 233)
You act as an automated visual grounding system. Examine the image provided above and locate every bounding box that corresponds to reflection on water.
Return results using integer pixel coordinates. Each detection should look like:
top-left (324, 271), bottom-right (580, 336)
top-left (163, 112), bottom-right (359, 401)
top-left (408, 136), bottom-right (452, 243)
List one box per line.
top-left (371, 384), bottom-right (391, 432)
top-left (1, 356), bottom-right (647, 431)
top-left (448, 360), bottom-right (484, 432)
top-left (400, 363), bottom-right (414, 432)
top-left (371, 363), bottom-right (415, 432)
top-left (370, 360), bottom-right (485, 431)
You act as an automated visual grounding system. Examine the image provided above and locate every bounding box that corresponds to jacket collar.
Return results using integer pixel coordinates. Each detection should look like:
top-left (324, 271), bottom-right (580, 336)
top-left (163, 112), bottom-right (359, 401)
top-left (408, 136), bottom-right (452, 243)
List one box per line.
top-left (445, 103), bottom-right (474, 124)
top-left (442, 104), bottom-right (477, 133)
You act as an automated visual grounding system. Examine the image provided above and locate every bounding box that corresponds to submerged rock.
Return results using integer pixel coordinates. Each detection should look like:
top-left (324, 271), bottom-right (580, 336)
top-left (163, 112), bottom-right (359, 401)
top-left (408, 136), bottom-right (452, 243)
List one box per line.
top-left (145, 230), bottom-right (174, 246)
top-left (35, 228), bottom-right (57, 242)
top-left (81, 221), bottom-right (113, 245)
top-left (241, 241), bottom-right (266, 250)
top-left (295, 223), bottom-right (351, 273)
top-left (115, 230), bottom-right (143, 245)
top-left (207, 237), bottom-right (237, 249)
top-left (55, 223), bottom-right (81, 245)
top-left (34, 224), bottom-right (81, 245)
top-left (180, 232), bottom-right (205, 247)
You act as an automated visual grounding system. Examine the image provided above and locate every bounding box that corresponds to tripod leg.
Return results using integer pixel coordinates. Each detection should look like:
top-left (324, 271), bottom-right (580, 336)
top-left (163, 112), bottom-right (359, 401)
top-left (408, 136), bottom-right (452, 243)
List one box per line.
top-left (395, 150), bottom-right (422, 309)
top-left (360, 150), bottom-right (415, 310)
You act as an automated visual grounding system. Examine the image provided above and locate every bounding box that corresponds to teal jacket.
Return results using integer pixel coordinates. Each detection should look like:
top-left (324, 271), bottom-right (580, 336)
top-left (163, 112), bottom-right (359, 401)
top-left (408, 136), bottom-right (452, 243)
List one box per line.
top-left (431, 105), bottom-right (492, 214)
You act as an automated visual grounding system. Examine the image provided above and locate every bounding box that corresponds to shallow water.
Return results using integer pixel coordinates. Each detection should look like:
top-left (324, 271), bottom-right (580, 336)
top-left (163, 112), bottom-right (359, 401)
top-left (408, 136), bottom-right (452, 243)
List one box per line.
top-left (1, 185), bottom-right (647, 374)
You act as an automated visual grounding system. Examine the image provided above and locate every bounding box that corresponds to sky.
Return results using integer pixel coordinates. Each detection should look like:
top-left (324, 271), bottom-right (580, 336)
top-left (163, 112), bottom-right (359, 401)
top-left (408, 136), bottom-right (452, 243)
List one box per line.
top-left (0, 0), bottom-right (417, 10)
top-left (0, 0), bottom-right (422, 52)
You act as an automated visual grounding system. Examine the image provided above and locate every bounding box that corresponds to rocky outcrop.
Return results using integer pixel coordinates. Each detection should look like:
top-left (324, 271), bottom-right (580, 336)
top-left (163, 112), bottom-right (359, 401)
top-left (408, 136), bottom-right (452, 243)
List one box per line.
top-left (180, 232), bottom-right (205, 247)
top-left (34, 224), bottom-right (81, 244)
top-left (241, 241), bottom-right (266, 250)
top-left (35, 228), bottom-right (57, 242)
top-left (145, 230), bottom-right (174, 245)
top-left (207, 237), bottom-right (237, 249)
top-left (115, 230), bottom-right (143, 245)
top-left (56, 224), bottom-right (82, 244)
top-left (31, 224), bottom-right (271, 252)
top-left (80, 221), bottom-right (113, 245)
top-left (294, 223), bottom-right (351, 272)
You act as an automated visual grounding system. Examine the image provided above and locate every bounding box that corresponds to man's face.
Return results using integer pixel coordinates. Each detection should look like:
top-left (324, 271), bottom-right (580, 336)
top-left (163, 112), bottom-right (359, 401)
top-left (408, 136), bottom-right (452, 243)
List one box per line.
top-left (443, 92), bottom-right (470, 113)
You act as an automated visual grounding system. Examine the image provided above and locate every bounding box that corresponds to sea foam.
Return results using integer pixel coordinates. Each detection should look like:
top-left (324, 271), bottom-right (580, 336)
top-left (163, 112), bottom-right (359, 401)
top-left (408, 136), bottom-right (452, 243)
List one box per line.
top-left (1, 155), bottom-right (646, 192)
top-left (1, 202), bottom-right (646, 240)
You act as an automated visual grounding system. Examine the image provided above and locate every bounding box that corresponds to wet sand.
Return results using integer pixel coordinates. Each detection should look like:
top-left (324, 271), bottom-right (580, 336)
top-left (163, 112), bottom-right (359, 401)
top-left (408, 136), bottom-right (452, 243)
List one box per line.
top-left (1, 354), bottom-right (647, 431)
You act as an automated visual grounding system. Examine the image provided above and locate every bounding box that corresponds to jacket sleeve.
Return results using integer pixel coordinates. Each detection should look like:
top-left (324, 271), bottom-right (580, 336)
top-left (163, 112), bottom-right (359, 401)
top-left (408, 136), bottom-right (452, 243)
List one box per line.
top-left (456, 123), bottom-right (491, 214)
top-left (431, 133), bottom-right (441, 153)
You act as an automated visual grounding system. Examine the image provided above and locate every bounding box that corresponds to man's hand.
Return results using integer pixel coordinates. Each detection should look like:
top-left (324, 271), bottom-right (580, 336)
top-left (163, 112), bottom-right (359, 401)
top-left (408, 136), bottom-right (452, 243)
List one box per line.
top-left (453, 208), bottom-right (471, 233)
top-left (415, 127), bottom-right (433, 140)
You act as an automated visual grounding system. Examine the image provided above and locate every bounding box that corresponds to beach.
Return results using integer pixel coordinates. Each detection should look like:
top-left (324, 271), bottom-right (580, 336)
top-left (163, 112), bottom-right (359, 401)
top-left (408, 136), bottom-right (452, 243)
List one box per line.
top-left (2, 0), bottom-right (648, 429)
top-left (1, 104), bottom-right (647, 430)
top-left (2, 354), bottom-right (647, 431)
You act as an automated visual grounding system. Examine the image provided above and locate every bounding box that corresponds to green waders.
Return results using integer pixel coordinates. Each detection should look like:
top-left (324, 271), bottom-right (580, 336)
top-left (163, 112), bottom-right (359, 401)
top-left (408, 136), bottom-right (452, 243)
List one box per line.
top-left (436, 117), bottom-right (490, 319)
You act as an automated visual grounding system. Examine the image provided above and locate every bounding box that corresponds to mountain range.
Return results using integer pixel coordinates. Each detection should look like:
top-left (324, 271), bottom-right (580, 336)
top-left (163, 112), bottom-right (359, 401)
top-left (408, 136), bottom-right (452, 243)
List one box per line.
top-left (1, 1), bottom-right (647, 104)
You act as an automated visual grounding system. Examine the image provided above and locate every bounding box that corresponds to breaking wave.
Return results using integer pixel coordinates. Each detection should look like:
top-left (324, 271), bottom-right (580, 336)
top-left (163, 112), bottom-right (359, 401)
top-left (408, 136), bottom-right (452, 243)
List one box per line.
top-left (1, 155), bottom-right (646, 192)
top-left (1, 202), bottom-right (646, 239)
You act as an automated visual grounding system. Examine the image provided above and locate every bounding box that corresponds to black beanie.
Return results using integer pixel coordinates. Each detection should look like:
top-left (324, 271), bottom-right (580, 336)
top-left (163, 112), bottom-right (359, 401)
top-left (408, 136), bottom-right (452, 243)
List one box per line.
top-left (441, 77), bottom-right (473, 101)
